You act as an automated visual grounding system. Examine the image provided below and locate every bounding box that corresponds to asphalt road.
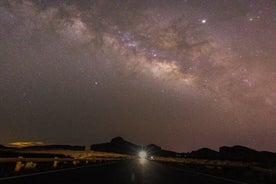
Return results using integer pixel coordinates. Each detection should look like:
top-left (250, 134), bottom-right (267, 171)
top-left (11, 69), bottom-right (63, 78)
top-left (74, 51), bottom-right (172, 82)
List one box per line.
top-left (1, 159), bottom-right (247, 184)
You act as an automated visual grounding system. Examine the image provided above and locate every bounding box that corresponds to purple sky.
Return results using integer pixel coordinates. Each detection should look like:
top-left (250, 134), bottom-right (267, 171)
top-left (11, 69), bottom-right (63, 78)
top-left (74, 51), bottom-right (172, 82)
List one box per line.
top-left (0, 0), bottom-right (275, 152)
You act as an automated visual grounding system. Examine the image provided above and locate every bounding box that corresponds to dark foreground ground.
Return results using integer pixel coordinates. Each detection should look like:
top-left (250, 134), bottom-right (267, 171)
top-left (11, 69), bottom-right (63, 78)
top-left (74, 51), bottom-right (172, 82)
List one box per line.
top-left (0, 159), bottom-right (250, 184)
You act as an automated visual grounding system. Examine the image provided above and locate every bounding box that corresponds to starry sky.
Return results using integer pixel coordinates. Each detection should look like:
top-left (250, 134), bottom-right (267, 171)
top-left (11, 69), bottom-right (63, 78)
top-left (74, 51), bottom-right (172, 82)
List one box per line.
top-left (0, 0), bottom-right (275, 152)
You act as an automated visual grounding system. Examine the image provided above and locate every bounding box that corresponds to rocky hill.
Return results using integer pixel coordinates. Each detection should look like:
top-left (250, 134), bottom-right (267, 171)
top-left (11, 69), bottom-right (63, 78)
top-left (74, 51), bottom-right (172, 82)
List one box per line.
top-left (91, 137), bottom-right (177, 157)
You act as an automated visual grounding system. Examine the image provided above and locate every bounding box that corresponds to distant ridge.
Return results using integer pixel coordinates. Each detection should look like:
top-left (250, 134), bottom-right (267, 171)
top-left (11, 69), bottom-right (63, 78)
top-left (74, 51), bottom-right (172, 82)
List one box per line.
top-left (188, 148), bottom-right (220, 159)
top-left (90, 137), bottom-right (276, 165)
top-left (0, 144), bottom-right (6, 149)
top-left (187, 145), bottom-right (276, 164)
top-left (1, 138), bottom-right (275, 165)
top-left (219, 145), bottom-right (276, 162)
top-left (91, 137), bottom-right (177, 157)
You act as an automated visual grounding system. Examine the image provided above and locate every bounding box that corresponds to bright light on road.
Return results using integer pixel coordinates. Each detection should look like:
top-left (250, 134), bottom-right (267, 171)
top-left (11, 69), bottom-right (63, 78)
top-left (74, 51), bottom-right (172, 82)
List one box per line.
top-left (138, 151), bottom-right (147, 159)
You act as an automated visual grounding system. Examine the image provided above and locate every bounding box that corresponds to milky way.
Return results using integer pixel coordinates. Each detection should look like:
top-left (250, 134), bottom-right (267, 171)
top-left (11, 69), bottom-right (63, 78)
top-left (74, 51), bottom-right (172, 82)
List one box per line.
top-left (0, 0), bottom-right (275, 152)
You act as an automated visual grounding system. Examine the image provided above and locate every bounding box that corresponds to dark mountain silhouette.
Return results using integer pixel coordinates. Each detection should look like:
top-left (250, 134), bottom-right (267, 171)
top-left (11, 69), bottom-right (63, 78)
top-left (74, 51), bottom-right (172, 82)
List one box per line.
top-left (145, 144), bottom-right (177, 157)
top-left (1, 138), bottom-right (275, 165)
top-left (91, 137), bottom-right (177, 157)
top-left (185, 145), bottom-right (276, 165)
top-left (144, 144), bottom-right (161, 155)
top-left (219, 145), bottom-right (276, 163)
top-left (0, 144), bottom-right (6, 149)
top-left (91, 137), bottom-right (140, 154)
top-left (219, 145), bottom-right (257, 161)
top-left (188, 148), bottom-right (220, 159)
top-left (91, 137), bottom-right (276, 166)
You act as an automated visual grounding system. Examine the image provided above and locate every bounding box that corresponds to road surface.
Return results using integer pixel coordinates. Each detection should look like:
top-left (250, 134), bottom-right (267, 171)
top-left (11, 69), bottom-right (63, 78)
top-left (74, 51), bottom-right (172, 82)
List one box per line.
top-left (1, 159), bottom-right (246, 184)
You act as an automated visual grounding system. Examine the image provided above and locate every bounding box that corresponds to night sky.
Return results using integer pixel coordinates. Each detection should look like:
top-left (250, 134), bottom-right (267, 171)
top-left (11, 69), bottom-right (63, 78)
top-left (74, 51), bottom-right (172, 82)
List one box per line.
top-left (0, 0), bottom-right (275, 152)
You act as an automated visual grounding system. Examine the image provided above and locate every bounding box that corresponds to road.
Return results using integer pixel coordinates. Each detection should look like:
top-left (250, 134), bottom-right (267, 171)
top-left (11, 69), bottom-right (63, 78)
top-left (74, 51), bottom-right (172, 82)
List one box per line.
top-left (1, 159), bottom-right (246, 184)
